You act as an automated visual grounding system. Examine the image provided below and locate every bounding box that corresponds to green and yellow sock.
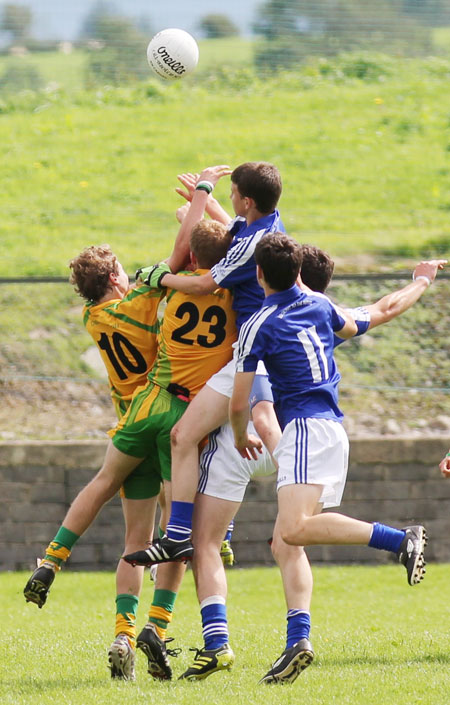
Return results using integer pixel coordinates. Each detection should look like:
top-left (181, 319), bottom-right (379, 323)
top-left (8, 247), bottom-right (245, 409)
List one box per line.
top-left (44, 526), bottom-right (80, 568)
top-left (148, 589), bottom-right (177, 640)
top-left (115, 594), bottom-right (139, 648)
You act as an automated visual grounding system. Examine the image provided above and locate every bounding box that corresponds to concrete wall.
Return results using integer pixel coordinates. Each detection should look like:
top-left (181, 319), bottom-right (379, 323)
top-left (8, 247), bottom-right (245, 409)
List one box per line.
top-left (1, 436), bottom-right (449, 572)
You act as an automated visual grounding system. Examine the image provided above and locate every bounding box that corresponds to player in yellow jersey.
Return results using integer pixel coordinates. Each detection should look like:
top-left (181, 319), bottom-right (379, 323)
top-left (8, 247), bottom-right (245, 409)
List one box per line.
top-left (23, 171), bottom-right (236, 680)
top-left (77, 252), bottom-right (162, 417)
top-left (109, 220), bottom-right (235, 465)
top-left (62, 195), bottom-right (204, 681)
top-left (67, 245), bottom-right (187, 681)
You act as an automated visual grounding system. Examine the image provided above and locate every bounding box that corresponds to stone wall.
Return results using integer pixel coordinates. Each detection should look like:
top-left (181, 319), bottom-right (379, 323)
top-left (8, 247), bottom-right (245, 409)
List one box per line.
top-left (1, 436), bottom-right (449, 572)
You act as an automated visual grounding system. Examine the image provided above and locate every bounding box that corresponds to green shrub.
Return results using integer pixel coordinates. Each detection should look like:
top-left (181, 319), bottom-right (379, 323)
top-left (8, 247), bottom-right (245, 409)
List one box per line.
top-left (0, 59), bottom-right (43, 93)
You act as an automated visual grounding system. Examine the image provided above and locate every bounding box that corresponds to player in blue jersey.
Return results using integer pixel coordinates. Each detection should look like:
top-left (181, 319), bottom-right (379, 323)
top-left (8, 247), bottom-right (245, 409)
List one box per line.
top-left (229, 232), bottom-right (428, 684)
top-left (124, 162), bottom-right (284, 570)
top-left (301, 246), bottom-right (448, 349)
top-left (176, 250), bottom-right (446, 682)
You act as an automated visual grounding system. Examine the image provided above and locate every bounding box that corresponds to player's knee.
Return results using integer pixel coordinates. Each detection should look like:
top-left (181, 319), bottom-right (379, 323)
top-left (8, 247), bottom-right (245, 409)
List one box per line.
top-left (279, 519), bottom-right (307, 546)
top-left (170, 420), bottom-right (187, 448)
top-left (171, 419), bottom-right (197, 449)
top-left (272, 535), bottom-right (305, 563)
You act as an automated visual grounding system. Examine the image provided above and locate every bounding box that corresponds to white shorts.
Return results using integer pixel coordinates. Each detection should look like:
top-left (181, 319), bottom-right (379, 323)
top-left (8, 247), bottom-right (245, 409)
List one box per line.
top-left (198, 421), bottom-right (276, 502)
top-left (274, 417), bottom-right (349, 509)
top-left (206, 356), bottom-right (236, 398)
top-left (206, 345), bottom-right (267, 399)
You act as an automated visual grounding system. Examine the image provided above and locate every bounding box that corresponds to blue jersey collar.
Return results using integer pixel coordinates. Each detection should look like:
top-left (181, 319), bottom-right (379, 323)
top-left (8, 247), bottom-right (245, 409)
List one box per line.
top-left (230, 208), bottom-right (282, 237)
top-left (263, 284), bottom-right (302, 307)
top-left (256, 209), bottom-right (281, 231)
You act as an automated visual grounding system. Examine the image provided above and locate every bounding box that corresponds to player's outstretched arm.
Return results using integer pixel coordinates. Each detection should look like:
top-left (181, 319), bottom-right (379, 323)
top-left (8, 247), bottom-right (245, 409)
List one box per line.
top-left (365, 259), bottom-right (447, 329)
top-left (155, 165), bottom-right (233, 293)
top-left (164, 179), bottom-right (214, 274)
top-left (334, 307), bottom-right (359, 340)
top-left (439, 451), bottom-right (450, 478)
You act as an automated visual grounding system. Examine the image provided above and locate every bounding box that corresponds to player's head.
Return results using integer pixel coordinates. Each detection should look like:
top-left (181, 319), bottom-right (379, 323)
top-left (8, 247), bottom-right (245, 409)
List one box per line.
top-left (300, 244), bottom-right (334, 293)
top-left (190, 220), bottom-right (232, 269)
top-left (230, 162), bottom-right (282, 215)
top-left (69, 245), bottom-right (129, 302)
top-left (255, 232), bottom-right (302, 291)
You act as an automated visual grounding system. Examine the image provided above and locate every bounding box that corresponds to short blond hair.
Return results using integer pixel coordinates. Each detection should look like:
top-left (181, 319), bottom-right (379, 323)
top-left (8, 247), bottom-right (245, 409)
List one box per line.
top-left (190, 220), bottom-right (232, 269)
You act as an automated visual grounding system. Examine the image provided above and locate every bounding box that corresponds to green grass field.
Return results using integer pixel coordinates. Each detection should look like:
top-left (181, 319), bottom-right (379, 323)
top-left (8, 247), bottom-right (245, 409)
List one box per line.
top-left (3, 565), bottom-right (449, 704)
top-left (1, 52), bottom-right (449, 276)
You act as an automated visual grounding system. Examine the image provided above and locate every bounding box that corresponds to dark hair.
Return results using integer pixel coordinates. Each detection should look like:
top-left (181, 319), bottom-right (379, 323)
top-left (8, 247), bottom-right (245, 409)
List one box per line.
top-left (300, 244), bottom-right (334, 293)
top-left (254, 232), bottom-right (302, 291)
top-left (231, 162), bottom-right (282, 214)
top-left (69, 245), bottom-right (118, 302)
top-left (190, 219), bottom-right (232, 269)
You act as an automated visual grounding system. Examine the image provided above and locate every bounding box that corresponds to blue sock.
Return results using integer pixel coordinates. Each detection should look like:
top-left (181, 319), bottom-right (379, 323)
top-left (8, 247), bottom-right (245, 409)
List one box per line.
top-left (225, 520), bottom-right (234, 542)
top-left (166, 501), bottom-right (194, 541)
top-left (286, 609), bottom-right (311, 649)
top-left (201, 596), bottom-right (229, 650)
top-left (368, 523), bottom-right (405, 553)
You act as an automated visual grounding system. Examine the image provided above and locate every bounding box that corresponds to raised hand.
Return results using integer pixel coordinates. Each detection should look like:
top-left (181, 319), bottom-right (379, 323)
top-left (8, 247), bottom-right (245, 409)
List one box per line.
top-left (198, 164), bottom-right (232, 188)
top-left (176, 202), bottom-right (191, 224)
top-left (176, 172), bottom-right (199, 203)
top-left (413, 259), bottom-right (447, 285)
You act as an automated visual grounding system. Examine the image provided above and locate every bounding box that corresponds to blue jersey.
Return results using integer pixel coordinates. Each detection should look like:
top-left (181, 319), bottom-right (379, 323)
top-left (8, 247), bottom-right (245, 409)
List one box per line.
top-left (249, 303), bottom-right (372, 407)
top-left (333, 306), bottom-right (370, 348)
top-left (210, 210), bottom-right (284, 330)
top-left (236, 285), bottom-right (347, 429)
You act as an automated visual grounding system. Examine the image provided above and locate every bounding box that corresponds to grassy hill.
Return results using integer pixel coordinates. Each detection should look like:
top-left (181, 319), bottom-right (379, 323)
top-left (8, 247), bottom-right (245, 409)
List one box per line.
top-left (0, 51), bottom-right (449, 277)
top-left (0, 50), bottom-right (448, 440)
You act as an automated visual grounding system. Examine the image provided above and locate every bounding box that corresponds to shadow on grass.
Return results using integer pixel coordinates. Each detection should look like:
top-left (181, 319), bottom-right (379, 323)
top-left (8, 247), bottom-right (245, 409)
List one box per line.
top-left (321, 652), bottom-right (450, 667)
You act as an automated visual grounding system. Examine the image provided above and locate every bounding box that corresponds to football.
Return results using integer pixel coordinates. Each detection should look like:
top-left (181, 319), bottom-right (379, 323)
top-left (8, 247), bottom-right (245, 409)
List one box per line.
top-left (147, 28), bottom-right (199, 81)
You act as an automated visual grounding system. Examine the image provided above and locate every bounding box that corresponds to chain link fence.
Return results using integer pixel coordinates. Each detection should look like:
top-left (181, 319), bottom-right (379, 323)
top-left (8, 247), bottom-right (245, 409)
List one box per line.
top-left (0, 275), bottom-right (448, 441)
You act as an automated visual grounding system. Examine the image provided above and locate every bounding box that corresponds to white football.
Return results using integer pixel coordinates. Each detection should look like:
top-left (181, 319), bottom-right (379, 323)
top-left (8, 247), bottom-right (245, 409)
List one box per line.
top-left (147, 28), bottom-right (199, 81)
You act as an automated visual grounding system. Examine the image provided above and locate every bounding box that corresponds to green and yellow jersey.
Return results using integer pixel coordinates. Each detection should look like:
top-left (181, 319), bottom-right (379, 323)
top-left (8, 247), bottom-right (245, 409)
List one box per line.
top-left (83, 285), bottom-right (163, 416)
top-left (148, 269), bottom-right (237, 399)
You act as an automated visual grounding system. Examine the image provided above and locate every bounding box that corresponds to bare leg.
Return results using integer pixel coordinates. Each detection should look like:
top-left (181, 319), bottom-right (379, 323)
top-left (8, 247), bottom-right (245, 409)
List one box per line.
top-left (157, 484), bottom-right (167, 534)
top-left (277, 484), bottom-right (373, 546)
top-left (271, 515), bottom-right (313, 611)
top-left (117, 496), bottom-right (158, 596)
top-left (63, 441), bottom-right (144, 536)
top-left (153, 481), bottom-right (187, 592)
top-left (170, 385), bottom-right (230, 503)
top-left (191, 493), bottom-right (240, 602)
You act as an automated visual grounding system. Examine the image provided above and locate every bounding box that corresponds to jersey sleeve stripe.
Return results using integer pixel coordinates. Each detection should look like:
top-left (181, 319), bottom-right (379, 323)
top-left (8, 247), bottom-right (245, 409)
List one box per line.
top-left (103, 308), bottom-right (159, 332)
top-left (211, 228), bottom-right (266, 283)
top-left (236, 304), bottom-right (277, 371)
top-left (124, 287), bottom-right (162, 302)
